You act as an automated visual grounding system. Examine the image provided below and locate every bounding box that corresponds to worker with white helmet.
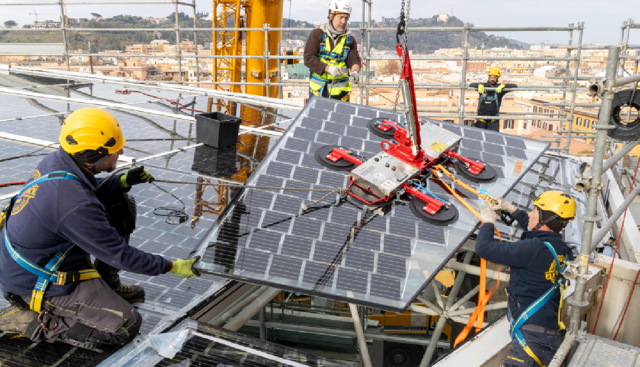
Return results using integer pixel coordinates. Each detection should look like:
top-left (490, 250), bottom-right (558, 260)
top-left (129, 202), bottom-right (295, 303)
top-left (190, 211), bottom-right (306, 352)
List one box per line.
top-left (469, 67), bottom-right (518, 131)
top-left (304, 0), bottom-right (362, 102)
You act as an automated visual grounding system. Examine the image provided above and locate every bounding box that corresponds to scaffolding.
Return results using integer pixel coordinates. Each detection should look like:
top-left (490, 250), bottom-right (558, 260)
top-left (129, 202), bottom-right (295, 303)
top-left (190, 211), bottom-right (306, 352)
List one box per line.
top-left (0, 2), bottom-right (637, 155)
top-left (0, 2), bottom-right (639, 366)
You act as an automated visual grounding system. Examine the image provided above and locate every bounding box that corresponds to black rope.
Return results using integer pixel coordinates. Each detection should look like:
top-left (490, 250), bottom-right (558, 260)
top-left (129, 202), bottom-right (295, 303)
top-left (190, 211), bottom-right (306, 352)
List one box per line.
top-left (151, 182), bottom-right (189, 225)
top-left (0, 143), bottom-right (57, 163)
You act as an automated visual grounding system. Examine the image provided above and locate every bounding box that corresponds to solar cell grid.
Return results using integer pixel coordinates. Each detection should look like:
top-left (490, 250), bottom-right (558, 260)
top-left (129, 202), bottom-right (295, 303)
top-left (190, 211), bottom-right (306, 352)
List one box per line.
top-left (194, 97), bottom-right (550, 312)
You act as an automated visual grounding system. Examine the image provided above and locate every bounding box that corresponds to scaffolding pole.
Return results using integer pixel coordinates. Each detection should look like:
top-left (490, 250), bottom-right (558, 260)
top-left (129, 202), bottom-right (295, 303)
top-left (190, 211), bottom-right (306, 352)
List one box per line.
top-left (568, 46), bottom-right (620, 333)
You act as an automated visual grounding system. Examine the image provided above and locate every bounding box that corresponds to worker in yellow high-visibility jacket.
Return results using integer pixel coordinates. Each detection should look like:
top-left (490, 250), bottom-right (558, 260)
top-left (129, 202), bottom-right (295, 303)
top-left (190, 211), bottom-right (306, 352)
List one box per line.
top-left (304, 0), bottom-right (361, 102)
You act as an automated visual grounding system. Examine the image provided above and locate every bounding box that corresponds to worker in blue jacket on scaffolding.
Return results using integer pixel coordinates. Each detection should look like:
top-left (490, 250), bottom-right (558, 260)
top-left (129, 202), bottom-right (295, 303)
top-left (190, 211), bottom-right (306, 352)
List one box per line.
top-left (0, 108), bottom-right (200, 349)
top-left (469, 67), bottom-right (518, 131)
top-left (476, 191), bottom-right (577, 367)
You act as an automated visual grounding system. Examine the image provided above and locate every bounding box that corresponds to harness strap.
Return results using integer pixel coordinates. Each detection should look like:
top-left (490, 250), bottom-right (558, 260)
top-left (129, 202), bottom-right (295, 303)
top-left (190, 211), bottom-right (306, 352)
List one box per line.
top-left (3, 171), bottom-right (101, 313)
top-left (507, 241), bottom-right (567, 367)
top-left (478, 83), bottom-right (501, 123)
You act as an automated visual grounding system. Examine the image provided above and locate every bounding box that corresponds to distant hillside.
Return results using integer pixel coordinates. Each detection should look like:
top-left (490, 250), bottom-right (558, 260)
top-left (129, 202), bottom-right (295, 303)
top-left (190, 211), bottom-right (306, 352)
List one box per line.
top-left (0, 14), bottom-right (212, 52)
top-left (285, 16), bottom-right (526, 52)
top-left (0, 13), bottom-right (527, 53)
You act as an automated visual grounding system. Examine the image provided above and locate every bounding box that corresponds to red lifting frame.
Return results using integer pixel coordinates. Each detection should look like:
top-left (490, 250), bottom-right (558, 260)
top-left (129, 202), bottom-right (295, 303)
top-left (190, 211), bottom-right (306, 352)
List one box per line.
top-left (444, 151), bottom-right (486, 176)
top-left (325, 148), bottom-right (363, 166)
top-left (396, 44), bottom-right (421, 148)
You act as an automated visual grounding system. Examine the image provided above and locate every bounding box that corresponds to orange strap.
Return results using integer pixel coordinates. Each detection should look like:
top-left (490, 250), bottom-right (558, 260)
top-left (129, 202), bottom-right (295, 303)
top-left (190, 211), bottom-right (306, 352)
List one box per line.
top-left (432, 166), bottom-right (503, 347)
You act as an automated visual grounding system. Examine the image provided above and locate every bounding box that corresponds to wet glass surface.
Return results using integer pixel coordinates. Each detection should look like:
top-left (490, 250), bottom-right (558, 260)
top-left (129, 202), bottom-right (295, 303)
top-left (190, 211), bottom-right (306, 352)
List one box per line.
top-left (192, 97), bottom-right (550, 312)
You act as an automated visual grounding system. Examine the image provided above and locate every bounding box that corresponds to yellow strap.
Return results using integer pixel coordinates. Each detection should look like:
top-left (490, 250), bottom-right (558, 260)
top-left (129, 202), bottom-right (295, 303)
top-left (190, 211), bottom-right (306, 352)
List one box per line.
top-left (30, 270), bottom-right (101, 312)
top-left (30, 290), bottom-right (45, 313)
top-left (523, 345), bottom-right (546, 367)
top-left (558, 285), bottom-right (567, 330)
top-left (0, 307), bottom-right (21, 320)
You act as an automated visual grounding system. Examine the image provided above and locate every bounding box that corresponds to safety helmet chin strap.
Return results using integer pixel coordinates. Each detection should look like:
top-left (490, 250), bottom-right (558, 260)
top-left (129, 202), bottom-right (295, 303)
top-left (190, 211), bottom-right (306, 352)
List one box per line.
top-left (534, 211), bottom-right (558, 230)
top-left (70, 152), bottom-right (110, 174)
top-left (534, 210), bottom-right (568, 232)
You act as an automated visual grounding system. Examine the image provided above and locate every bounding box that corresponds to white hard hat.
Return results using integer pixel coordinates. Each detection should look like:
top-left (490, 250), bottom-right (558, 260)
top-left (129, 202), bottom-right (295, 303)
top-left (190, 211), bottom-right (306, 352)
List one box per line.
top-left (328, 0), bottom-right (352, 15)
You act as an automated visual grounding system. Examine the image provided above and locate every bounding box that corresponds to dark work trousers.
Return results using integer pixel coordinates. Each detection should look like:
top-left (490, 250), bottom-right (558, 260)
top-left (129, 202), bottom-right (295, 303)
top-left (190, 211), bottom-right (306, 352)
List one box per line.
top-left (28, 278), bottom-right (142, 345)
top-left (504, 326), bottom-right (564, 367)
top-left (474, 119), bottom-right (501, 131)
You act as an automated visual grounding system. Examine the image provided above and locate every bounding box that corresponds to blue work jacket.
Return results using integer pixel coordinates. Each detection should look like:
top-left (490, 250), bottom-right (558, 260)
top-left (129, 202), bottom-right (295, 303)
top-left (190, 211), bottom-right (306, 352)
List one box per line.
top-left (475, 209), bottom-right (573, 330)
top-left (0, 148), bottom-right (170, 297)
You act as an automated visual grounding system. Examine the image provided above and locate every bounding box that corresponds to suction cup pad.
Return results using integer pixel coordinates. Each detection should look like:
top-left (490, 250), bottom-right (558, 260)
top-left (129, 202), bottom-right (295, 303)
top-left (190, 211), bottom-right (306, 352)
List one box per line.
top-left (368, 118), bottom-right (398, 139)
top-left (409, 196), bottom-right (459, 226)
top-left (315, 145), bottom-right (357, 171)
top-left (454, 160), bottom-right (497, 183)
top-left (348, 184), bottom-right (394, 207)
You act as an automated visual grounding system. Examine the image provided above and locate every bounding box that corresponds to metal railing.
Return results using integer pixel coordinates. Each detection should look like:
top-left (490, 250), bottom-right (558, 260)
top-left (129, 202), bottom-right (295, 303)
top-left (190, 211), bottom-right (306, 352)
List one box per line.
top-left (1, 2), bottom-right (640, 365)
top-left (2, 1), bottom-right (634, 153)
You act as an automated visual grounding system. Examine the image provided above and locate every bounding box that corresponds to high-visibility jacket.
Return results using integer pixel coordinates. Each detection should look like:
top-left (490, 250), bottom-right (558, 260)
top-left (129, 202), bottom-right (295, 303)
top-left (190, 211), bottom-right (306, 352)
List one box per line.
top-left (309, 33), bottom-right (352, 101)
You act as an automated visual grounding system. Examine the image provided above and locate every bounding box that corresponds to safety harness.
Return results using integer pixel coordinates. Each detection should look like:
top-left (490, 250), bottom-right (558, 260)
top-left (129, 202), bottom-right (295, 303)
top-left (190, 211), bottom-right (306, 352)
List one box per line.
top-left (477, 83), bottom-right (501, 124)
top-left (1, 171), bottom-right (101, 313)
top-left (309, 33), bottom-right (352, 101)
top-left (507, 241), bottom-right (568, 367)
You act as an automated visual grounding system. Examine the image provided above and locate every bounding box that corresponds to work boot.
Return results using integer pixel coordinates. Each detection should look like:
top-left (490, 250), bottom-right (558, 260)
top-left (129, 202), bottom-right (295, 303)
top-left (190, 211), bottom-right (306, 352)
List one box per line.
top-left (95, 259), bottom-right (145, 303)
top-left (0, 305), bottom-right (38, 337)
top-left (111, 284), bottom-right (145, 303)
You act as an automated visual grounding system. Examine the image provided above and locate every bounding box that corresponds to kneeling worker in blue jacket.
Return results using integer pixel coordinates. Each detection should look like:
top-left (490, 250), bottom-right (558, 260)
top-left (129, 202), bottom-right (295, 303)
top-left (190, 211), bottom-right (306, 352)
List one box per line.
top-left (0, 108), bottom-right (200, 349)
top-left (476, 191), bottom-right (577, 367)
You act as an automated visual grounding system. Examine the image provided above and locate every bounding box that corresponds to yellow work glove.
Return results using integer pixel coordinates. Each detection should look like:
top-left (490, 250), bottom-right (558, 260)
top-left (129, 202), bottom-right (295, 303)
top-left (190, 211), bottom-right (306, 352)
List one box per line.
top-left (479, 206), bottom-right (497, 225)
top-left (169, 256), bottom-right (201, 279)
top-left (490, 197), bottom-right (516, 214)
top-left (119, 166), bottom-right (154, 188)
top-left (495, 83), bottom-right (506, 93)
top-left (477, 84), bottom-right (485, 94)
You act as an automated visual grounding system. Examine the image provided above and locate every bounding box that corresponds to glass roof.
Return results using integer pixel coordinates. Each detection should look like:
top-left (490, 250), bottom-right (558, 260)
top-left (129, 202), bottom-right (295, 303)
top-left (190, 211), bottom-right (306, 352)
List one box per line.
top-left (192, 97), bottom-right (550, 312)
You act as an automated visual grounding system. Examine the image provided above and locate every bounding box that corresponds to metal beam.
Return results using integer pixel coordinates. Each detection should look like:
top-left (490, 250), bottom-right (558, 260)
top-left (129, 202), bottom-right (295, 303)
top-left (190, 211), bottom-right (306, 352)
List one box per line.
top-left (349, 303), bottom-right (373, 367)
top-left (589, 181), bottom-right (640, 253)
top-left (569, 46), bottom-right (621, 332)
top-left (0, 86), bottom-right (283, 138)
top-left (602, 142), bottom-right (639, 173)
top-left (223, 288), bottom-right (281, 331)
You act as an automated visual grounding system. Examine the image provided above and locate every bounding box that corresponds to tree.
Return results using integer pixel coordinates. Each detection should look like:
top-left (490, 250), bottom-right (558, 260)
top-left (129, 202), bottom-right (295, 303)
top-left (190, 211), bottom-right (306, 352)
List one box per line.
top-left (381, 61), bottom-right (400, 76)
top-left (166, 12), bottom-right (190, 21)
top-left (4, 20), bottom-right (17, 28)
top-left (91, 13), bottom-right (102, 18)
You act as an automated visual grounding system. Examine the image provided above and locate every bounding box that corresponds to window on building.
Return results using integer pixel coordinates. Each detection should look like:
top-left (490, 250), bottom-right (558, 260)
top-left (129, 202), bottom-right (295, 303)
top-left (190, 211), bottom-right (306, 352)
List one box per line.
top-left (534, 106), bottom-right (538, 112)
top-left (585, 119), bottom-right (590, 128)
top-left (544, 109), bottom-right (549, 113)
top-left (548, 124), bottom-right (554, 131)
top-left (504, 120), bottom-right (514, 129)
top-left (523, 122), bottom-right (528, 129)
top-left (577, 117), bottom-right (582, 126)
top-left (464, 119), bottom-right (474, 126)
top-left (537, 120), bottom-right (541, 128)
top-left (444, 119), bottom-right (454, 123)
top-left (543, 122), bottom-right (547, 129)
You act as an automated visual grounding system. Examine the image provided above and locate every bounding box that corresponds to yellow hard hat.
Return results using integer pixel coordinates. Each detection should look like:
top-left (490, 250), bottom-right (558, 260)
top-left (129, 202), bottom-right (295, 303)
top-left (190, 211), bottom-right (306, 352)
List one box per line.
top-left (533, 190), bottom-right (577, 220)
top-left (60, 108), bottom-right (125, 155)
top-left (488, 67), bottom-right (501, 77)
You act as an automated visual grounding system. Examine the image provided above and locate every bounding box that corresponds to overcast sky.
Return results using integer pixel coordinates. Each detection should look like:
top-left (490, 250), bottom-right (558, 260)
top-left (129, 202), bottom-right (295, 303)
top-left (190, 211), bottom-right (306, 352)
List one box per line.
top-left (1, 0), bottom-right (635, 46)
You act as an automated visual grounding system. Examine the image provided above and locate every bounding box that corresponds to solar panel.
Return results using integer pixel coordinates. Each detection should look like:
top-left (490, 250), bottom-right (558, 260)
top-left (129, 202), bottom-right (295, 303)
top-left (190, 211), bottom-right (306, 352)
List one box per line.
top-left (192, 98), bottom-right (550, 312)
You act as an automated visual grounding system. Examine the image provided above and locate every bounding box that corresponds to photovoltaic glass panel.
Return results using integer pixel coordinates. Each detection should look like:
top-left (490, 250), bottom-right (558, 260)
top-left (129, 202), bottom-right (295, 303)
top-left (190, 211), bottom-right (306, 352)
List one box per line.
top-left (192, 97), bottom-right (550, 312)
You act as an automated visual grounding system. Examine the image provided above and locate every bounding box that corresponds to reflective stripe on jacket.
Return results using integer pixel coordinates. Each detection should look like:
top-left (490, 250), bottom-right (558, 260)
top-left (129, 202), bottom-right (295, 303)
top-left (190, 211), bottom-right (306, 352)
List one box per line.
top-left (309, 33), bottom-right (352, 99)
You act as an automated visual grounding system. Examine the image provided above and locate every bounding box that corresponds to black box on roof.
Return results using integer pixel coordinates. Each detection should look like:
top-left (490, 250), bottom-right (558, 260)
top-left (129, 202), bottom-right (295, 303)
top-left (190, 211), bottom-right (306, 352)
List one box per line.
top-left (196, 112), bottom-right (241, 148)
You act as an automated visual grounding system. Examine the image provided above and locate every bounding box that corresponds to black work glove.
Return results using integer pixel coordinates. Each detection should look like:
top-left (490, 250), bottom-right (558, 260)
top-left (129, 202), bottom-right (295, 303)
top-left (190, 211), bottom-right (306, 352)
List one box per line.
top-left (119, 166), bottom-right (154, 188)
